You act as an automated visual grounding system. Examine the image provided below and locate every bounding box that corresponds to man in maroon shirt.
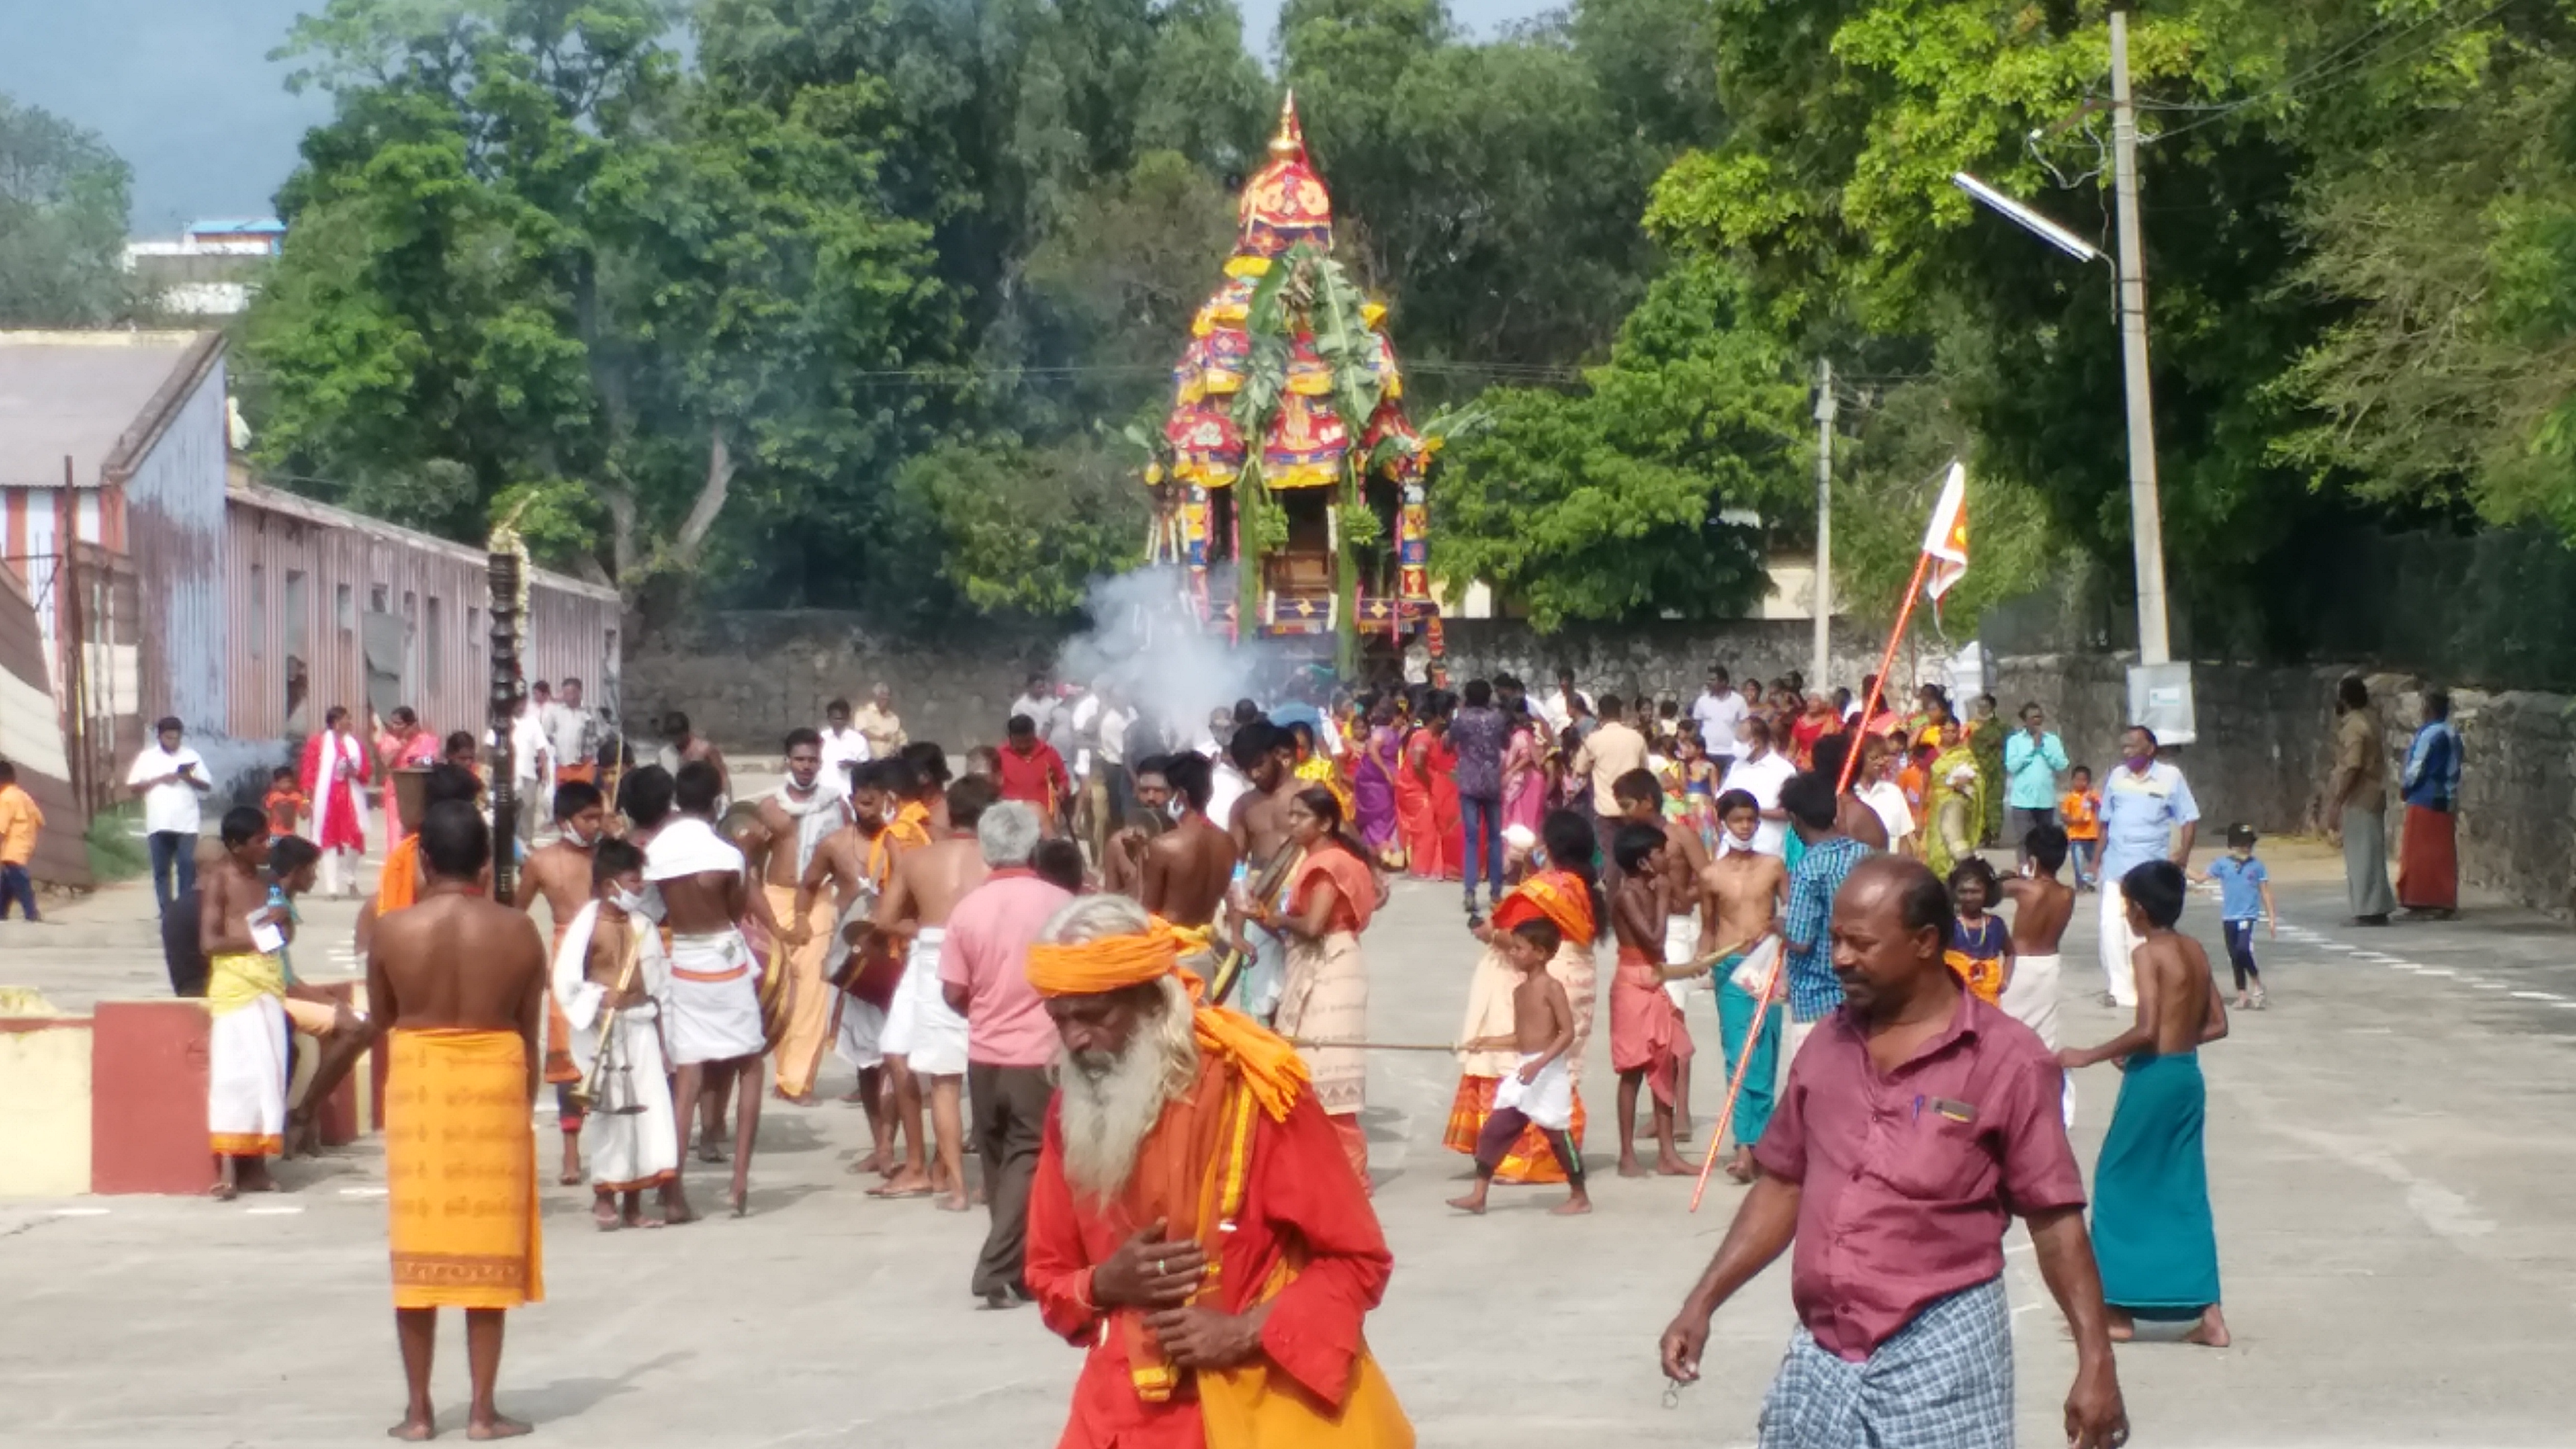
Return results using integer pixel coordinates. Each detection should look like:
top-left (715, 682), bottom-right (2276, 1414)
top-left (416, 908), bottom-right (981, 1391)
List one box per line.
top-left (1659, 855), bottom-right (2129, 1449)
top-left (995, 713), bottom-right (1072, 834)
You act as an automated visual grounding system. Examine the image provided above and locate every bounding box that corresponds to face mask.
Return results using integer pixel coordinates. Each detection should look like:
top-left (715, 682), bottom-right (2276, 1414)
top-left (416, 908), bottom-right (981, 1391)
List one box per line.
top-left (1167, 799), bottom-right (1188, 822)
top-left (609, 884), bottom-right (648, 916)
top-left (1530, 846), bottom-right (1551, 870)
top-left (2125, 752), bottom-right (2154, 772)
top-left (560, 823), bottom-right (594, 847)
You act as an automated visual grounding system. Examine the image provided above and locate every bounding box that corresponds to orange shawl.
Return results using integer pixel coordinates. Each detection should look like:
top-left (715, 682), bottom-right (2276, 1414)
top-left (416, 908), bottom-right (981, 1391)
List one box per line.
top-left (1493, 867), bottom-right (1596, 946)
top-left (1289, 846), bottom-right (1377, 936)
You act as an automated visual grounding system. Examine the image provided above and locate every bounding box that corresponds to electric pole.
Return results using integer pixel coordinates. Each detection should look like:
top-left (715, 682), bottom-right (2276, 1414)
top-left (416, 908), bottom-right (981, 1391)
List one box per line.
top-left (2109, 4), bottom-right (2173, 666)
top-left (1812, 358), bottom-right (1836, 685)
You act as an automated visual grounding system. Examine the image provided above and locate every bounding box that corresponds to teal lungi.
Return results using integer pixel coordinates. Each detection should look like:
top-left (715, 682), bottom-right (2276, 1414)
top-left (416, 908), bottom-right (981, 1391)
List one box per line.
top-left (2093, 1049), bottom-right (2221, 1318)
top-left (1717, 963), bottom-right (1781, 1148)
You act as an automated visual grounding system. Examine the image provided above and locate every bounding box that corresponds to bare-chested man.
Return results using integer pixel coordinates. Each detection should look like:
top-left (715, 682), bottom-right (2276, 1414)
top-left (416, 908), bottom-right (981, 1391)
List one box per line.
top-left (367, 801), bottom-right (550, 1442)
top-left (798, 759), bottom-right (905, 1170)
top-left (1099, 756), bottom-right (1171, 899)
top-left (658, 709), bottom-right (731, 806)
top-left (2001, 822), bottom-right (2078, 1080)
top-left (750, 728), bottom-right (851, 1106)
top-left (1225, 722), bottom-right (1301, 1017)
top-left (1699, 789), bottom-right (1789, 1183)
top-left (648, 760), bottom-right (768, 1218)
top-left (512, 779), bottom-right (605, 1185)
top-left (870, 775), bottom-right (997, 1208)
top-left (1613, 767), bottom-right (1712, 1130)
top-left (201, 808), bottom-right (287, 1197)
top-left (1142, 752), bottom-right (1236, 929)
top-left (2061, 859), bottom-right (2231, 1347)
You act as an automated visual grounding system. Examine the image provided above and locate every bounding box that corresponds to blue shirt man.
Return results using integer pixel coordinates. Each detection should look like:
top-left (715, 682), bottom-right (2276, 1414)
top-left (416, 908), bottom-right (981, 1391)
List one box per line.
top-left (2002, 707), bottom-right (2071, 811)
top-left (1779, 771), bottom-right (1875, 1024)
top-left (2095, 725), bottom-right (2200, 1006)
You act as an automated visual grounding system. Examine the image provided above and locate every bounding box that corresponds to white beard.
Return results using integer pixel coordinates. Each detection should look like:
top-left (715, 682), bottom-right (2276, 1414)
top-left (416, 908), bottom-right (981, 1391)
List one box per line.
top-left (1057, 1017), bottom-right (1195, 1204)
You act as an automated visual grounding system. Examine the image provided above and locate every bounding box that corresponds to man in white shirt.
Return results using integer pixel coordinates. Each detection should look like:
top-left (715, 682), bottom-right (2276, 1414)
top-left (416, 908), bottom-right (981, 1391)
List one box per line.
top-left (1536, 667), bottom-right (1590, 736)
top-left (1718, 714), bottom-right (1800, 858)
top-left (1691, 665), bottom-right (1748, 768)
top-left (127, 716), bottom-right (213, 913)
top-left (818, 697), bottom-right (871, 794)
top-left (546, 677), bottom-right (600, 783)
top-left (509, 688), bottom-right (555, 849)
top-left (1007, 673), bottom-right (1057, 739)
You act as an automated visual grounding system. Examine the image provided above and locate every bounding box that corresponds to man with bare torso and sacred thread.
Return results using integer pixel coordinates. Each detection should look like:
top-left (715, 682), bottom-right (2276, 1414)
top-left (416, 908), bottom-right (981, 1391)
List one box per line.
top-left (751, 727), bottom-right (852, 1106)
top-left (1141, 752), bottom-right (1237, 936)
top-left (647, 760), bottom-right (774, 1219)
top-left (872, 775), bottom-right (999, 1207)
top-left (1022, 893), bottom-right (1414, 1448)
top-left (513, 779), bottom-right (608, 1186)
top-left (798, 757), bottom-right (910, 1172)
top-left (369, 802), bottom-right (550, 1442)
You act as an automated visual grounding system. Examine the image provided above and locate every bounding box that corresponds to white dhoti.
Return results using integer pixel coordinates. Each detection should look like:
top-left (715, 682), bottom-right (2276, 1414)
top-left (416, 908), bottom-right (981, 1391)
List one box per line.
top-left (835, 997), bottom-right (888, 1072)
top-left (1999, 951), bottom-right (2073, 1127)
top-left (1494, 1050), bottom-right (1575, 1131)
top-left (583, 1005), bottom-right (679, 1191)
top-left (1663, 912), bottom-right (1704, 1011)
top-left (2099, 887), bottom-right (2142, 1006)
top-left (553, 903), bottom-right (681, 1191)
top-left (2000, 951), bottom-right (2062, 1049)
top-left (879, 927), bottom-right (968, 1076)
top-left (208, 995), bottom-right (288, 1158)
top-left (664, 930), bottom-right (767, 1066)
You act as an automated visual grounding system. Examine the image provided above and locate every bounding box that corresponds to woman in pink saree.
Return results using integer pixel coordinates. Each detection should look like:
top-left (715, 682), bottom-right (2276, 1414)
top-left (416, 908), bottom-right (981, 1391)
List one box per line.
top-left (1351, 700), bottom-right (1403, 866)
top-left (1502, 715), bottom-right (1547, 838)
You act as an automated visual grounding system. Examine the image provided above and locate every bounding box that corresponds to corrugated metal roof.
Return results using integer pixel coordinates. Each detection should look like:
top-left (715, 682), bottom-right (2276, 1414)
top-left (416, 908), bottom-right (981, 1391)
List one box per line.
top-left (0, 331), bottom-right (225, 489)
top-left (228, 481), bottom-right (624, 604)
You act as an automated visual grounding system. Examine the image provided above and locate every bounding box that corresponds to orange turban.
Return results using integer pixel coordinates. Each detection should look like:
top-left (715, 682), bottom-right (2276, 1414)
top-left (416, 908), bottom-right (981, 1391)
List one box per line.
top-left (1026, 921), bottom-right (1309, 1121)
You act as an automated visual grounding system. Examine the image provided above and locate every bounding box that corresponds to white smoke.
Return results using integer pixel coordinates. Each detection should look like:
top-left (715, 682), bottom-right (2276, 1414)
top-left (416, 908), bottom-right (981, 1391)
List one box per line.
top-left (1054, 567), bottom-right (1303, 742)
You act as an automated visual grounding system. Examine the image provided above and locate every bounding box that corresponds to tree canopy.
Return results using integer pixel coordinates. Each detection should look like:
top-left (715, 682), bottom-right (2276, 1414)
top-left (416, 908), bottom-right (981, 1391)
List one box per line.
top-left (0, 97), bottom-right (148, 326)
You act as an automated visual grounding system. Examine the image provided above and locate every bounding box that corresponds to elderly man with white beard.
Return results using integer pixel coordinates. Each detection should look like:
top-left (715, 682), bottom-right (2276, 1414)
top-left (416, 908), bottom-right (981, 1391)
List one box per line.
top-left (1021, 894), bottom-right (1414, 1448)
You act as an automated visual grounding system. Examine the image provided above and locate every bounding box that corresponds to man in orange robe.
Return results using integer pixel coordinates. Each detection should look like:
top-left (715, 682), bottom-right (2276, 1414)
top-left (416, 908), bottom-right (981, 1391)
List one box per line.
top-left (1022, 896), bottom-right (1413, 1448)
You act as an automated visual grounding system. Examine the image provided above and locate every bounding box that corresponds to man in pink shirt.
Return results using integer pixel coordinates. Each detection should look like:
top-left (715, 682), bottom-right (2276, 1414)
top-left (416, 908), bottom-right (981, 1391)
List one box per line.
top-left (1659, 855), bottom-right (2130, 1449)
top-left (939, 799), bottom-right (1074, 1308)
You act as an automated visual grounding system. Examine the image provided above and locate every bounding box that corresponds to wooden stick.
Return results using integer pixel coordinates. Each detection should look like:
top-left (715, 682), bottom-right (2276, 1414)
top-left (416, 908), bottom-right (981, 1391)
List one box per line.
top-left (1696, 554), bottom-right (1932, 1212)
top-left (1834, 550), bottom-right (1933, 796)
top-left (1286, 1038), bottom-right (1466, 1054)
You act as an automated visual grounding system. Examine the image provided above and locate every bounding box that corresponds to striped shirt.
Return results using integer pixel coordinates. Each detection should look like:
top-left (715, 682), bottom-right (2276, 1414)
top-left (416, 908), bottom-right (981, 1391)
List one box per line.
top-left (1783, 835), bottom-right (1872, 1021)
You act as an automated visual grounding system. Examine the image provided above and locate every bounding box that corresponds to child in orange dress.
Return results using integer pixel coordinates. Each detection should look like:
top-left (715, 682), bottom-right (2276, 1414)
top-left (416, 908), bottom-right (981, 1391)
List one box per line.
top-left (262, 768), bottom-right (307, 844)
top-left (2060, 765), bottom-right (2103, 890)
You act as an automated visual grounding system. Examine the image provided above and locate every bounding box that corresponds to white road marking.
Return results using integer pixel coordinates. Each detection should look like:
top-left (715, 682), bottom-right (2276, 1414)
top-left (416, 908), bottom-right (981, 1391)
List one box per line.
top-left (2472, 983), bottom-right (2511, 991)
top-left (2416, 968), bottom-right (2458, 978)
top-left (2511, 992), bottom-right (2564, 1002)
top-left (338, 1186), bottom-right (388, 1197)
top-left (2551, 1001), bottom-right (2576, 1011)
top-left (2267, 1125), bottom-right (2494, 1244)
top-left (244, 1205), bottom-right (304, 1215)
top-left (48, 1208), bottom-right (110, 1217)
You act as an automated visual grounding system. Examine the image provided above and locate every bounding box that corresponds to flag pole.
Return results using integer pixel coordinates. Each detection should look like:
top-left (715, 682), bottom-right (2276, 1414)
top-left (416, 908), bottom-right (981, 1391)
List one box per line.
top-left (1694, 546), bottom-right (1935, 1211)
top-left (1835, 549), bottom-right (1934, 795)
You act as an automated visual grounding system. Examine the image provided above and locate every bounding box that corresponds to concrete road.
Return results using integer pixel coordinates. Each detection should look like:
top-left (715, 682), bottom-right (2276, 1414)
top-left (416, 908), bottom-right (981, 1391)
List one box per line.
top-left (4, 840), bottom-right (2575, 1446)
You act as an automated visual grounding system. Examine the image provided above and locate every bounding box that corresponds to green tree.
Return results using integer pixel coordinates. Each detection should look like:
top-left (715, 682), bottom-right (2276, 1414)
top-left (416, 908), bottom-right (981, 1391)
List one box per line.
top-left (245, 0), bottom-right (954, 609)
top-left (0, 96), bottom-right (146, 326)
top-left (1432, 258), bottom-right (1806, 629)
top-left (896, 433), bottom-right (1153, 614)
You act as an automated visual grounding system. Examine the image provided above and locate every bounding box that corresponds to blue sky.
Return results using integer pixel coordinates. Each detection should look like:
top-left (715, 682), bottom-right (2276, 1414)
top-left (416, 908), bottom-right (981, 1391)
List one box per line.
top-left (1, 0), bottom-right (1553, 233)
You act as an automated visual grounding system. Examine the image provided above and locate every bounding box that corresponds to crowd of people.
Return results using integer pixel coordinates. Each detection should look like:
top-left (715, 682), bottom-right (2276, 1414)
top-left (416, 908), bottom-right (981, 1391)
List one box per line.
top-left (98, 656), bottom-right (2499, 1446)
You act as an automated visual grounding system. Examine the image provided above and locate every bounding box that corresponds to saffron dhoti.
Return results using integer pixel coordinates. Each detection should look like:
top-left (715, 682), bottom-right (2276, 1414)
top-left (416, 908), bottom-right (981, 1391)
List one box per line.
top-left (1610, 945), bottom-right (1692, 1107)
top-left (385, 1028), bottom-right (544, 1309)
top-left (764, 883), bottom-right (837, 1096)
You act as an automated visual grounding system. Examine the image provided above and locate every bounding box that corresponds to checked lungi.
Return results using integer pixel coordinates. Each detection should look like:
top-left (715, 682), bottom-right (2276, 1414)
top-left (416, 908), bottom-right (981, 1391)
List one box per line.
top-left (1758, 1277), bottom-right (2011, 1449)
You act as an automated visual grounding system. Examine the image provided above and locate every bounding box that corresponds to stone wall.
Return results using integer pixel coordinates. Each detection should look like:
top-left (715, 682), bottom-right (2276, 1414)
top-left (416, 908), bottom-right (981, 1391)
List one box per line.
top-left (623, 612), bottom-right (1067, 755)
top-left (1993, 654), bottom-right (2576, 918)
top-left (1438, 618), bottom-right (1937, 712)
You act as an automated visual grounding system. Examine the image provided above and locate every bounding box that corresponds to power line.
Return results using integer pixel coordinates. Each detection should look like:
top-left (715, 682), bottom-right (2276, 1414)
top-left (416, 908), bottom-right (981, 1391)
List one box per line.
top-left (2142, 0), bottom-right (2526, 145)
